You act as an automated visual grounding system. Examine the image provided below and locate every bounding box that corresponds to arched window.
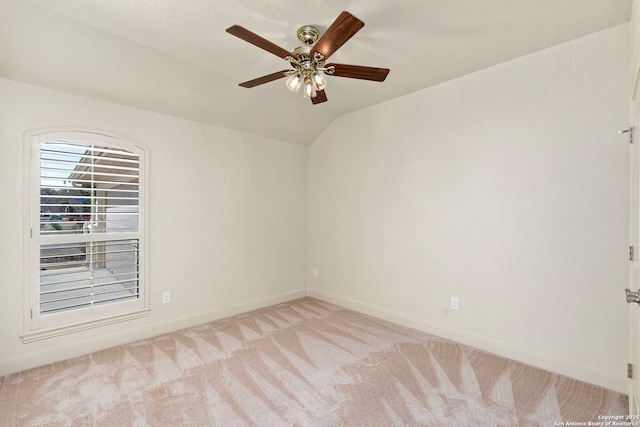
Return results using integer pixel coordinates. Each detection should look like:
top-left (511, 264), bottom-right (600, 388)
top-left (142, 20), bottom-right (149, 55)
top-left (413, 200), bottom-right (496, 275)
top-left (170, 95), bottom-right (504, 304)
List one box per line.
top-left (24, 130), bottom-right (148, 341)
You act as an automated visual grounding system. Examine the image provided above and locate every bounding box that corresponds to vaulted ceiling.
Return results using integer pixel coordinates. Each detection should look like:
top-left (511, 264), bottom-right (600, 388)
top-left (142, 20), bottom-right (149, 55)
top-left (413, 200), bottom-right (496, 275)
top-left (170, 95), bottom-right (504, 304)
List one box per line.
top-left (0, 0), bottom-right (632, 145)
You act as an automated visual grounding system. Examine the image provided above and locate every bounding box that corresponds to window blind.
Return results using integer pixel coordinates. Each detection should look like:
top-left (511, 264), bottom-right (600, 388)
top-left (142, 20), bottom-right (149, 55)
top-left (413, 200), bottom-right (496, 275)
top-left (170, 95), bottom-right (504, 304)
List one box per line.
top-left (38, 140), bottom-right (141, 314)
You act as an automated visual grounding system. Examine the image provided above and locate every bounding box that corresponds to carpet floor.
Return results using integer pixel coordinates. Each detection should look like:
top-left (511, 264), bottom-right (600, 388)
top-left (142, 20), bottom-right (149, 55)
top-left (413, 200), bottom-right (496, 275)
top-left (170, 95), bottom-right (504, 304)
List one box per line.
top-left (0, 297), bottom-right (629, 426)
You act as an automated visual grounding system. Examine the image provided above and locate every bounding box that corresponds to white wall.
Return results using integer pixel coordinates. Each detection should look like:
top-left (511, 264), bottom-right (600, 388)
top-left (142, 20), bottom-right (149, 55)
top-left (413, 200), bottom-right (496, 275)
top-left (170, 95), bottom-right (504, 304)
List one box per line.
top-left (0, 78), bottom-right (308, 374)
top-left (308, 24), bottom-right (630, 393)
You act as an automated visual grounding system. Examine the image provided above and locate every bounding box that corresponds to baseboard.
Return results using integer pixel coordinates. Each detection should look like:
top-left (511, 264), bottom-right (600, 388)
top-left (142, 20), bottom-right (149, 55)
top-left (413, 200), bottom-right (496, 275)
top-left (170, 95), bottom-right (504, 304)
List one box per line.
top-left (308, 288), bottom-right (627, 395)
top-left (4, 287), bottom-right (626, 395)
top-left (0, 288), bottom-right (308, 377)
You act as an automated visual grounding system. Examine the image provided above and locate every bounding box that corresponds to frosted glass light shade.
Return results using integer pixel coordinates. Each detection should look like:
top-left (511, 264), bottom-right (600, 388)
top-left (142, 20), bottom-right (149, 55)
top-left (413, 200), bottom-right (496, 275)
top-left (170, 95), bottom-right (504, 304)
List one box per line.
top-left (286, 73), bottom-right (302, 92)
top-left (313, 72), bottom-right (327, 91)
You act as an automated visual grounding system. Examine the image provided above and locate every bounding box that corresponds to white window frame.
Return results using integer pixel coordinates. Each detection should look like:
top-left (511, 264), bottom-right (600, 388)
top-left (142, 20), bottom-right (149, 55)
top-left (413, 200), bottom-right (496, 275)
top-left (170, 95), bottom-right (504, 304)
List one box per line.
top-left (22, 129), bottom-right (149, 343)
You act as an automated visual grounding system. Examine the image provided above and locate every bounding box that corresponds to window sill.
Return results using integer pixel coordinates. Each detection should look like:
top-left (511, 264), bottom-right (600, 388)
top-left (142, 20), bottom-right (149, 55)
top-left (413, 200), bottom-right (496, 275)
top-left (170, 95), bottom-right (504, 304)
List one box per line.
top-left (21, 308), bottom-right (150, 343)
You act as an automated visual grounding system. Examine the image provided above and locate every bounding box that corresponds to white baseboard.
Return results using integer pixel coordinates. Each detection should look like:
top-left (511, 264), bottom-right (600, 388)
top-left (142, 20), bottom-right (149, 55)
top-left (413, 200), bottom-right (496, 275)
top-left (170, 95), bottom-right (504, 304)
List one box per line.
top-left (0, 288), bottom-right (308, 377)
top-left (308, 288), bottom-right (627, 395)
top-left (3, 287), bottom-right (627, 395)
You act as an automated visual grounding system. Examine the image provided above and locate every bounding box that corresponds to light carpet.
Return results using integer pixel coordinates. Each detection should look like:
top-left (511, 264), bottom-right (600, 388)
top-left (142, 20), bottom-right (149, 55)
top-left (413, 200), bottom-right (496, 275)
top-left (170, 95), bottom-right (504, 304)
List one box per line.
top-left (0, 297), bottom-right (628, 426)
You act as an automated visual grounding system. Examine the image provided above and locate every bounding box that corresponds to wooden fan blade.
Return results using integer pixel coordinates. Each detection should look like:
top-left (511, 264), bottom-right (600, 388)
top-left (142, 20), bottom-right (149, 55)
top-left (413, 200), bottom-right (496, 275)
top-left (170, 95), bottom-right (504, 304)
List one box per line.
top-left (312, 89), bottom-right (328, 105)
top-left (226, 25), bottom-right (294, 59)
top-left (326, 63), bottom-right (390, 82)
top-left (311, 11), bottom-right (364, 61)
top-left (239, 70), bottom-right (290, 88)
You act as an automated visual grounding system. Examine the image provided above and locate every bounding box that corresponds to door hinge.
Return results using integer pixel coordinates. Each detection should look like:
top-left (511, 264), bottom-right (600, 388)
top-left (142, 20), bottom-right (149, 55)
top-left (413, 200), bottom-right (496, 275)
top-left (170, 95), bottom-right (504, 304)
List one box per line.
top-left (620, 127), bottom-right (636, 144)
top-left (30, 309), bottom-right (33, 319)
top-left (631, 246), bottom-right (635, 261)
top-left (629, 363), bottom-right (634, 379)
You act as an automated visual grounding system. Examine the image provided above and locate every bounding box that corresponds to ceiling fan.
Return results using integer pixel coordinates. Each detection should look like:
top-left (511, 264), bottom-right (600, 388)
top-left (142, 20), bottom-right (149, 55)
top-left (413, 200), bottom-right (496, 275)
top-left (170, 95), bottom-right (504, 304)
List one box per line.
top-left (226, 11), bottom-right (390, 105)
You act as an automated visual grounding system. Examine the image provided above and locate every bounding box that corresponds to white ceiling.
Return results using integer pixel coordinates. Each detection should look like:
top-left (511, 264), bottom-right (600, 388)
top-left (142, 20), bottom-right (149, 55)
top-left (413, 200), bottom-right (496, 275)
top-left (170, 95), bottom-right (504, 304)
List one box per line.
top-left (0, 0), bottom-right (632, 145)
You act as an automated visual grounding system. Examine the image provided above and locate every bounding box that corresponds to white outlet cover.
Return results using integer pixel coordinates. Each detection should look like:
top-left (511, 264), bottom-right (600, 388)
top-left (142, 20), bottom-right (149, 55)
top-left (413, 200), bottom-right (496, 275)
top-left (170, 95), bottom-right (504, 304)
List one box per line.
top-left (162, 291), bottom-right (171, 304)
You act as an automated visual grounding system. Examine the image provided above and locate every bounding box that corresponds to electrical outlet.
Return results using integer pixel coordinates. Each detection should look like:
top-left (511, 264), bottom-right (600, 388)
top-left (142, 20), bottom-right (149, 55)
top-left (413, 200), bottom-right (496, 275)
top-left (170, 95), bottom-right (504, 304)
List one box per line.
top-left (162, 291), bottom-right (171, 304)
top-left (312, 268), bottom-right (318, 278)
top-left (451, 297), bottom-right (460, 311)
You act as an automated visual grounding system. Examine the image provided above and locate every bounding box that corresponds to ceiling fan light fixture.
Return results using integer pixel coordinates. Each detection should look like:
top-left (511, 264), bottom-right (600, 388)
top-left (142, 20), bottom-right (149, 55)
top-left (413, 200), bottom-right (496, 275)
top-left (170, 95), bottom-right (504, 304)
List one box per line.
top-left (303, 76), bottom-right (316, 98)
top-left (286, 72), bottom-right (302, 92)
top-left (286, 50), bottom-right (325, 98)
top-left (313, 71), bottom-right (327, 91)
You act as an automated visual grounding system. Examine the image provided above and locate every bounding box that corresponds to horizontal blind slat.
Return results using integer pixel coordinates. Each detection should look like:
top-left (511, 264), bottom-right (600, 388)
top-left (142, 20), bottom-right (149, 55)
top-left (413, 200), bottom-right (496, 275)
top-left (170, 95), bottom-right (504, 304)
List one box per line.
top-left (40, 151), bottom-right (140, 166)
top-left (40, 195), bottom-right (140, 200)
top-left (41, 168), bottom-right (139, 181)
top-left (41, 293), bottom-right (139, 314)
top-left (40, 204), bottom-right (139, 210)
top-left (41, 186), bottom-right (140, 194)
top-left (41, 142), bottom-right (139, 159)
top-left (44, 178), bottom-right (140, 189)
top-left (41, 277), bottom-right (139, 295)
top-left (40, 158), bottom-right (140, 172)
top-left (40, 228), bottom-right (140, 237)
